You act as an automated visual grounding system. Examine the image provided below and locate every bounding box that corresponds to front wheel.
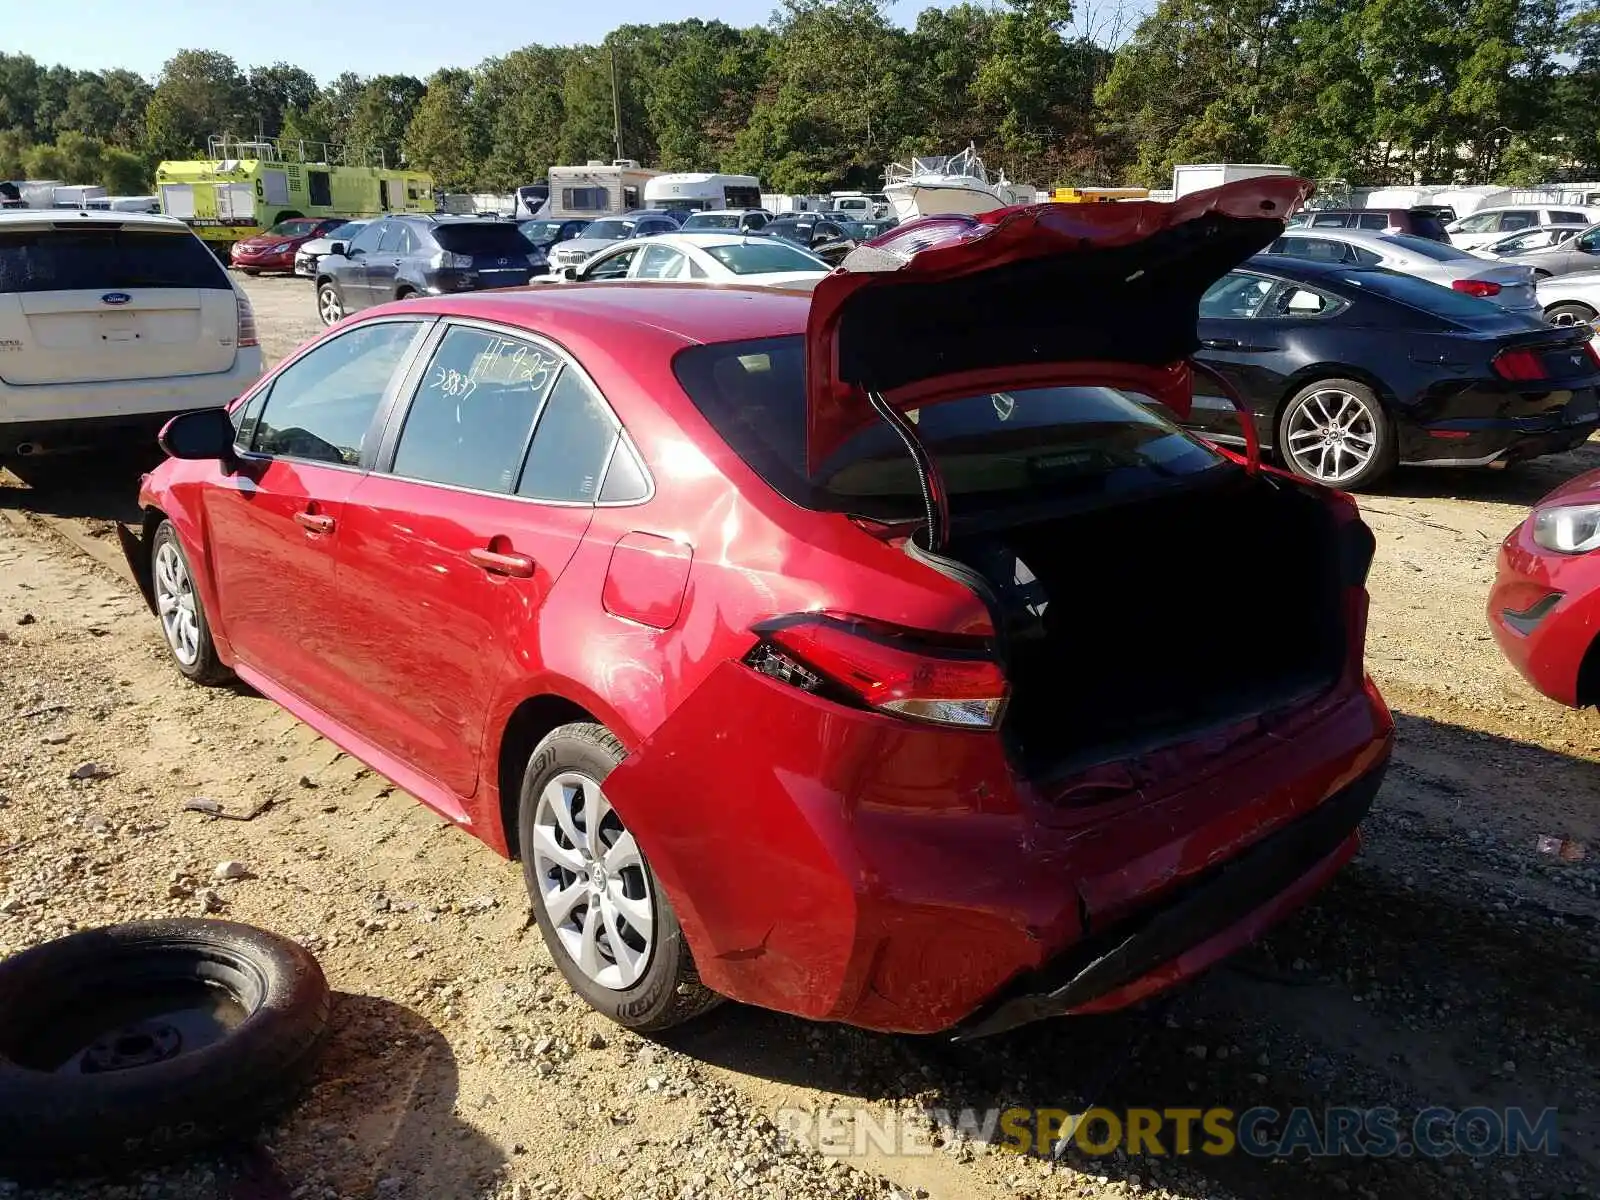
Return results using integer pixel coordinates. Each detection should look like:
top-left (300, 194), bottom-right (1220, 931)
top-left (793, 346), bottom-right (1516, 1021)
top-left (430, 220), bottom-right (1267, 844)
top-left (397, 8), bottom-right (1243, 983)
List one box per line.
top-left (1277, 378), bottom-right (1396, 490)
top-left (317, 281), bottom-right (345, 326)
top-left (151, 521), bottom-right (231, 685)
top-left (1546, 301), bottom-right (1598, 330)
top-left (518, 723), bottom-right (721, 1032)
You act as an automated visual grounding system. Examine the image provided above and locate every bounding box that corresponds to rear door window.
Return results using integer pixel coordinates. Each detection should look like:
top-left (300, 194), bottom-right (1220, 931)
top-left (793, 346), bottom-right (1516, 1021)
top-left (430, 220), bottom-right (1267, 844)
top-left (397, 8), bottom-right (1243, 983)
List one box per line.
top-left (1357, 213), bottom-right (1389, 230)
top-left (391, 326), bottom-right (562, 493)
top-left (251, 321), bottom-right (424, 466)
top-left (0, 226), bottom-right (230, 292)
top-left (637, 245), bottom-right (686, 279)
top-left (1500, 211), bottom-right (1536, 232)
top-left (378, 223), bottom-right (414, 254)
top-left (672, 335), bottom-right (1223, 519)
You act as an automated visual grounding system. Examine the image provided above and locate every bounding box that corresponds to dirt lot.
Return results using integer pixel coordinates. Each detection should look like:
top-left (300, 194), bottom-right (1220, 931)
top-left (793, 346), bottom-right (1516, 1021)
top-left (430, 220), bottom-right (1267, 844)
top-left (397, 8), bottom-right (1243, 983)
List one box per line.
top-left (0, 274), bottom-right (1597, 1200)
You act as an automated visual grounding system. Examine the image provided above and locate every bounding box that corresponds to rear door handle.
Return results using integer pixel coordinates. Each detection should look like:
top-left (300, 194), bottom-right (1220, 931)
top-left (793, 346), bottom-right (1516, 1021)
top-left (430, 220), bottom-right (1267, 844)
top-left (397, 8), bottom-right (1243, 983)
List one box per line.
top-left (468, 547), bottom-right (535, 578)
top-left (1200, 338), bottom-right (1241, 350)
top-left (294, 511), bottom-right (335, 534)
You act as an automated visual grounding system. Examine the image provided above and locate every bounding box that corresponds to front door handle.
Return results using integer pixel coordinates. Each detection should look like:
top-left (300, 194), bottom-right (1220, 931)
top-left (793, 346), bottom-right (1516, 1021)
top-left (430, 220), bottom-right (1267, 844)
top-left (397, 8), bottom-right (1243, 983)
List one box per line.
top-left (1200, 337), bottom-right (1241, 350)
top-left (294, 510), bottom-right (335, 534)
top-left (468, 547), bottom-right (535, 578)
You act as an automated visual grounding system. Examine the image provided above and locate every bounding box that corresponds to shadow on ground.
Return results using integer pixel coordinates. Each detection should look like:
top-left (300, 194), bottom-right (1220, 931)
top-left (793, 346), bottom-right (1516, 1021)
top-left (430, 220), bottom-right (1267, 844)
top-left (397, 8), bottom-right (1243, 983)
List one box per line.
top-left (0, 451), bottom-right (154, 524)
top-left (665, 710), bottom-right (1600, 1200)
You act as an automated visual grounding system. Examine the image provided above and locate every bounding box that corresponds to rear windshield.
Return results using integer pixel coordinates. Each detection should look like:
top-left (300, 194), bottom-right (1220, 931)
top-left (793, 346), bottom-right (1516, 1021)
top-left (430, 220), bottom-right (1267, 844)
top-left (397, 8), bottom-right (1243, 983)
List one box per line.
top-left (432, 224), bottom-right (534, 255)
top-left (1381, 233), bottom-right (1465, 261)
top-left (1333, 268), bottom-right (1503, 319)
top-left (703, 242), bottom-right (824, 275)
top-left (267, 218), bottom-right (321, 237)
top-left (0, 226), bottom-right (230, 292)
top-left (673, 335), bottom-right (1224, 518)
top-left (683, 214), bottom-right (742, 230)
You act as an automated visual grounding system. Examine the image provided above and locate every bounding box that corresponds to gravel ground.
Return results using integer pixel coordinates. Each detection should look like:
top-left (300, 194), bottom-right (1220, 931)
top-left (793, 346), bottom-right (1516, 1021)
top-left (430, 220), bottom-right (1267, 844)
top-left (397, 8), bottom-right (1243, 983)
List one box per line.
top-left (0, 274), bottom-right (1596, 1200)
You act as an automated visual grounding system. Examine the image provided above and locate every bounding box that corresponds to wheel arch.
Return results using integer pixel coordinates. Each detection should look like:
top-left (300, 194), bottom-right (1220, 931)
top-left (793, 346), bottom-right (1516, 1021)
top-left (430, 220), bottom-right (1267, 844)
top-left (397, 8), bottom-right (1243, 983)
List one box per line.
top-left (1544, 298), bottom-right (1598, 321)
top-left (493, 693), bottom-right (604, 860)
top-left (1574, 634), bottom-right (1600, 708)
top-left (1272, 364), bottom-right (1397, 448)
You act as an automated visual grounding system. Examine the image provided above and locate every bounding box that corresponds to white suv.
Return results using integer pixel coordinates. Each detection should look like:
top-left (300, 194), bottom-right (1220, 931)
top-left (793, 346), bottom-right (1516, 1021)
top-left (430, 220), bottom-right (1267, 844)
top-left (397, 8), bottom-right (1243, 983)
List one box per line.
top-left (0, 209), bottom-right (263, 463)
top-left (1445, 206), bottom-right (1600, 251)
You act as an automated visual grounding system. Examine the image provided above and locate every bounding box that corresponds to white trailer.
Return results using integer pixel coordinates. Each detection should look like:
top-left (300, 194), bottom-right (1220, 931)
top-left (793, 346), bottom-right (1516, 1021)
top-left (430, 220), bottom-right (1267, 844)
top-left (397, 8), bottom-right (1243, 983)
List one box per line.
top-left (1171, 163), bottom-right (1293, 200)
top-left (761, 193), bottom-right (828, 214)
top-left (644, 172), bottom-right (762, 213)
top-left (546, 160), bottom-right (662, 220)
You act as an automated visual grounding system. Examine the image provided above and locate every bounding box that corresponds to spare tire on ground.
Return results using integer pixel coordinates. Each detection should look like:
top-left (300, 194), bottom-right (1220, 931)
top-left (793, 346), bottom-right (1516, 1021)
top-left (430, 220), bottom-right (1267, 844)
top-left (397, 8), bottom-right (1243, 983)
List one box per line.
top-left (0, 919), bottom-right (330, 1180)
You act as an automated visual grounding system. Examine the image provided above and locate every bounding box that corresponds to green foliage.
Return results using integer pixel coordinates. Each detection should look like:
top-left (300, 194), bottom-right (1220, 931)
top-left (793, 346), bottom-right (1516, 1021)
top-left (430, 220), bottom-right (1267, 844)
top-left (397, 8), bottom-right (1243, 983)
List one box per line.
top-left (2, 2), bottom-right (1598, 195)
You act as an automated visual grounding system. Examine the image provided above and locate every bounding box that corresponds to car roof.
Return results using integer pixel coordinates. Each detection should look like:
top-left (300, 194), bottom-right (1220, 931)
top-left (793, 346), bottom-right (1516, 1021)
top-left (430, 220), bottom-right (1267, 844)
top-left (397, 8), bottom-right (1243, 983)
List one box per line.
top-left (687, 209), bottom-right (767, 216)
top-left (0, 208), bottom-right (190, 229)
top-left (369, 282), bottom-right (811, 347)
top-left (627, 232), bottom-right (791, 251)
top-left (1280, 227), bottom-right (1397, 245)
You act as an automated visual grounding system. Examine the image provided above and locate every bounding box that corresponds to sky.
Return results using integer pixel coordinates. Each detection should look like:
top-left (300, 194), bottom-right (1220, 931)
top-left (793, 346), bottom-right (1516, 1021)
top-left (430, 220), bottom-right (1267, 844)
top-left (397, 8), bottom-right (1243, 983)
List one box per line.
top-left (8, 0), bottom-right (944, 82)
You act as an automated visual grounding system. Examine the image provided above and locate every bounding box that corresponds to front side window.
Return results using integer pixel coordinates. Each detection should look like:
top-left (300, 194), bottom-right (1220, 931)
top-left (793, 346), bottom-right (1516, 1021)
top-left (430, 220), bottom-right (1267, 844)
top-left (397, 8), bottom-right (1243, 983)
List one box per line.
top-left (391, 326), bottom-right (563, 493)
top-left (1500, 211), bottom-right (1536, 232)
top-left (1275, 236), bottom-right (1350, 264)
top-left (1199, 272), bottom-right (1276, 319)
top-left (584, 247), bottom-right (638, 280)
top-left (377, 223), bottom-right (414, 254)
top-left (1357, 213), bottom-right (1389, 230)
top-left (1455, 212), bottom-right (1498, 233)
top-left (347, 222), bottom-right (386, 254)
top-left (251, 321), bottom-right (422, 465)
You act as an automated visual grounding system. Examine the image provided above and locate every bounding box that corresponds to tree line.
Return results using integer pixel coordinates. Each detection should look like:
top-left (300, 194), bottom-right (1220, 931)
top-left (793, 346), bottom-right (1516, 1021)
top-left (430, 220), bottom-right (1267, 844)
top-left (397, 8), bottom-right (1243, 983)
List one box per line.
top-left (2, 0), bottom-right (1597, 199)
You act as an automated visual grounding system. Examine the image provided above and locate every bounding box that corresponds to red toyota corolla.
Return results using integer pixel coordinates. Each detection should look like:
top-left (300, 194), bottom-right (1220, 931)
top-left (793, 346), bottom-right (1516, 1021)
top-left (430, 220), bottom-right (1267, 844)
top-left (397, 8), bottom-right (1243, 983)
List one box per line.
top-left (120, 179), bottom-right (1393, 1038)
top-left (1489, 467), bottom-right (1600, 705)
top-left (231, 217), bottom-right (349, 274)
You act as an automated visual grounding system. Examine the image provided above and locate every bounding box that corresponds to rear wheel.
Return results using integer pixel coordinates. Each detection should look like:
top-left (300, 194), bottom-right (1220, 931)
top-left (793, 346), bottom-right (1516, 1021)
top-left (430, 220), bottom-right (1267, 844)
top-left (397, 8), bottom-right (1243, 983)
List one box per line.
top-left (518, 723), bottom-right (720, 1032)
top-left (317, 281), bottom-right (345, 326)
top-left (1546, 301), bottom-right (1597, 329)
top-left (1277, 378), bottom-right (1396, 490)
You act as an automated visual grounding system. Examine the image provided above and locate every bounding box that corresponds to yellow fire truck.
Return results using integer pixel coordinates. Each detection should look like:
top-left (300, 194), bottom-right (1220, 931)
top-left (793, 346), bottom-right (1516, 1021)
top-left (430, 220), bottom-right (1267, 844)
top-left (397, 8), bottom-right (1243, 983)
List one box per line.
top-left (155, 135), bottom-right (436, 256)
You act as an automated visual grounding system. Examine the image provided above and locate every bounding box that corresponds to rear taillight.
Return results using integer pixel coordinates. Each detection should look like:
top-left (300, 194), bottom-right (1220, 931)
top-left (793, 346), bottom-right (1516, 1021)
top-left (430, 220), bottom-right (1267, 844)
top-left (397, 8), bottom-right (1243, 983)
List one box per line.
top-left (744, 615), bottom-right (1008, 729)
top-left (236, 291), bottom-right (259, 347)
top-left (1492, 347), bottom-right (1548, 381)
top-left (1583, 341), bottom-right (1600, 371)
top-left (1452, 279), bottom-right (1502, 298)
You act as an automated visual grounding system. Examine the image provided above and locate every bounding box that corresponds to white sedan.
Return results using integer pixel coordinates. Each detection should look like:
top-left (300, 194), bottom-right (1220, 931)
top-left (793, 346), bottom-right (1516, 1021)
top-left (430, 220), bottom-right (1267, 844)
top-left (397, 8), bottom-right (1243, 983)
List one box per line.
top-left (1261, 227), bottom-right (1541, 317)
top-left (546, 233), bottom-right (830, 287)
top-left (1536, 270), bottom-right (1600, 332)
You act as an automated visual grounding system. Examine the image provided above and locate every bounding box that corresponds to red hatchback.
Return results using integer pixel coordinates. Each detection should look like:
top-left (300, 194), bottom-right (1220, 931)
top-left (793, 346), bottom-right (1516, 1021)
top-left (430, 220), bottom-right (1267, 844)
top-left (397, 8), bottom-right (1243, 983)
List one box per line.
top-left (1489, 467), bottom-right (1600, 704)
top-left (231, 218), bottom-right (349, 274)
top-left (121, 180), bottom-right (1393, 1038)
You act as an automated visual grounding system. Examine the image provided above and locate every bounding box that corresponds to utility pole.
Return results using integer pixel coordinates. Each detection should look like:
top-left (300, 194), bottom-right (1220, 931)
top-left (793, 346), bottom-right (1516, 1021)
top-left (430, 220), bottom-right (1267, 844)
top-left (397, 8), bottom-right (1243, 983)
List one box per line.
top-left (610, 45), bottom-right (623, 161)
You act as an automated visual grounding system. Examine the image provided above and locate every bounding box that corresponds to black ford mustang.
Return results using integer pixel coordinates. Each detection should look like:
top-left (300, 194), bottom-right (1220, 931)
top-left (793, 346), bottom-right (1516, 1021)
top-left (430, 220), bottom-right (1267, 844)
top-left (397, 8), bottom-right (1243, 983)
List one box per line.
top-left (1184, 255), bottom-right (1600, 489)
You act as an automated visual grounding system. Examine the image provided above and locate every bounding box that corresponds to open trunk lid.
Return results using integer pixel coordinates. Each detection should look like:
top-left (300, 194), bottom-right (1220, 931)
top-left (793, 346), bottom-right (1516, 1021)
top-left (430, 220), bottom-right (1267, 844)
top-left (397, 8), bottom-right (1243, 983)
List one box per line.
top-left (803, 176), bottom-right (1312, 474)
top-left (0, 219), bottom-right (239, 385)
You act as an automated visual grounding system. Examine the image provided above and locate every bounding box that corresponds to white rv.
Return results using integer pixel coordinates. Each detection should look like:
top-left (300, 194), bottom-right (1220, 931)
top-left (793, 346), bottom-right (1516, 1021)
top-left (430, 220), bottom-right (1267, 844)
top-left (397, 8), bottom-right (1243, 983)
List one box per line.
top-left (546, 160), bottom-right (662, 220)
top-left (644, 172), bottom-right (762, 213)
top-left (1171, 164), bottom-right (1293, 200)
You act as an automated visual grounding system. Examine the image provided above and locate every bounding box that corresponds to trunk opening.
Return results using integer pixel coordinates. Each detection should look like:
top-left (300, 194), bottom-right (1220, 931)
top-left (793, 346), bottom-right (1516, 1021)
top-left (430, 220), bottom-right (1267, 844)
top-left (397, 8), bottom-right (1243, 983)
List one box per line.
top-left (941, 470), bottom-right (1347, 780)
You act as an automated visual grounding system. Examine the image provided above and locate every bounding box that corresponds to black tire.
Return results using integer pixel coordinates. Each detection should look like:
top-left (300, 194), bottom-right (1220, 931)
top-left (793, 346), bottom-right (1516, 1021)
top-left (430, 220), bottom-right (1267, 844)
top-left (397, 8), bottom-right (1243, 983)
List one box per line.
top-left (518, 723), bottom-right (721, 1033)
top-left (395, 286), bottom-right (416, 301)
top-left (241, 268), bottom-right (261, 276)
top-left (316, 279), bottom-right (345, 326)
top-left (0, 919), bottom-right (330, 1179)
top-left (1546, 300), bottom-right (1597, 329)
top-left (1277, 377), bottom-right (1396, 490)
top-left (151, 520), bottom-right (231, 686)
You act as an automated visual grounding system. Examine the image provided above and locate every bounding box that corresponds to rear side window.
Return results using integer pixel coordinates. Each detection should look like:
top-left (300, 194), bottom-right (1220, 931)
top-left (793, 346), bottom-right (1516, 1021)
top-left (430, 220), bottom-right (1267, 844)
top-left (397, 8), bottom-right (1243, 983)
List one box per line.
top-left (252, 321), bottom-right (422, 465)
top-left (0, 226), bottom-right (229, 292)
top-left (672, 335), bottom-right (1223, 519)
top-left (432, 224), bottom-right (533, 255)
top-left (517, 367), bottom-right (618, 503)
top-left (1310, 213), bottom-right (1350, 228)
top-left (391, 327), bottom-right (562, 493)
top-left (1357, 213), bottom-right (1389, 230)
top-left (1553, 211), bottom-right (1586, 224)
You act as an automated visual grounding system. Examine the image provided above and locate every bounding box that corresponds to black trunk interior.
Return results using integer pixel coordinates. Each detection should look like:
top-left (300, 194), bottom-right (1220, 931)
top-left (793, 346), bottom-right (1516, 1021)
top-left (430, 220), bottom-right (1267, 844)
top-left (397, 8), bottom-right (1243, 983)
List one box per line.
top-left (947, 471), bottom-right (1347, 779)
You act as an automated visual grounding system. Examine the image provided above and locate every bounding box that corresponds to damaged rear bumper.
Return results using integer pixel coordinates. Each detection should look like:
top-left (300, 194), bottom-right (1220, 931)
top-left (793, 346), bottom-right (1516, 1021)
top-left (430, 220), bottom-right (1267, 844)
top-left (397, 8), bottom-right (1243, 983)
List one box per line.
top-left (951, 763), bottom-right (1383, 1040)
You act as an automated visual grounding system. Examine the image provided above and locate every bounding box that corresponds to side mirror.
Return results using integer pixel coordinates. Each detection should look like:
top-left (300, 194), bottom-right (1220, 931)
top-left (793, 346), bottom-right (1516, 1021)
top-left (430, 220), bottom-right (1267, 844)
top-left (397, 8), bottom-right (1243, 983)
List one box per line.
top-left (329, 241), bottom-right (347, 256)
top-left (561, 265), bottom-right (579, 281)
top-left (159, 408), bottom-right (237, 463)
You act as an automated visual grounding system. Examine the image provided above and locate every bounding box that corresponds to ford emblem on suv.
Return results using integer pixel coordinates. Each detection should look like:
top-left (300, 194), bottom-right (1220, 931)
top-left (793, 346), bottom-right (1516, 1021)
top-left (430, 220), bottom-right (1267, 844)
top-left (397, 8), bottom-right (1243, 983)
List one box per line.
top-left (101, 292), bottom-right (132, 305)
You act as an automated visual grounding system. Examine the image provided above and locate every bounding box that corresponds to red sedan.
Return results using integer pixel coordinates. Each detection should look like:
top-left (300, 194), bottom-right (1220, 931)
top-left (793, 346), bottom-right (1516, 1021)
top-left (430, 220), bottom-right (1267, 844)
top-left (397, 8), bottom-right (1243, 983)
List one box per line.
top-left (1489, 467), bottom-right (1600, 705)
top-left (120, 179), bottom-right (1393, 1038)
top-left (230, 217), bottom-right (349, 274)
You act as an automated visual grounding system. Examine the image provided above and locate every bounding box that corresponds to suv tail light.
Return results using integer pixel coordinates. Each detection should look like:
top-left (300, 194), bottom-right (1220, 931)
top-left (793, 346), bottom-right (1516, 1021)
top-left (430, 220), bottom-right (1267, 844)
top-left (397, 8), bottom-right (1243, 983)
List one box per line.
top-left (1452, 279), bottom-right (1502, 298)
top-left (1492, 347), bottom-right (1548, 381)
top-left (236, 291), bottom-right (259, 347)
top-left (744, 615), bottom-right (1008, 729)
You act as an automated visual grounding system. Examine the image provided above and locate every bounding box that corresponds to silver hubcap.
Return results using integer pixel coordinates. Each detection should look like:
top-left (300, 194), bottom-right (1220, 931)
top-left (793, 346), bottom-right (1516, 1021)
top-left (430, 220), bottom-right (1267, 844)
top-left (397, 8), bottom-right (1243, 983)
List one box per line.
top-left (531, 773), bottom-right (653, 990)
top-left (319, 287), bottom-right (342, 324)
top-left (1550, 308), bottom-right (1591, 329)
top-left (153, 541), bottom-right (201, 667)
top-left (1285, 389), bottom-right (1378, 484)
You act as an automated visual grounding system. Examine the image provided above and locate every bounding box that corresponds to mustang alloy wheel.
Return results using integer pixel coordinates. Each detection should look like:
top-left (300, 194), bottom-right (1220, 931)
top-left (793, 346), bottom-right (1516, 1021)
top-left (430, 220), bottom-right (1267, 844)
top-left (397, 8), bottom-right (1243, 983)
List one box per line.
top-left (1279, 379), bottom-right (1396, 490)
top-left (518, 723), bottom-right (721, 1031)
